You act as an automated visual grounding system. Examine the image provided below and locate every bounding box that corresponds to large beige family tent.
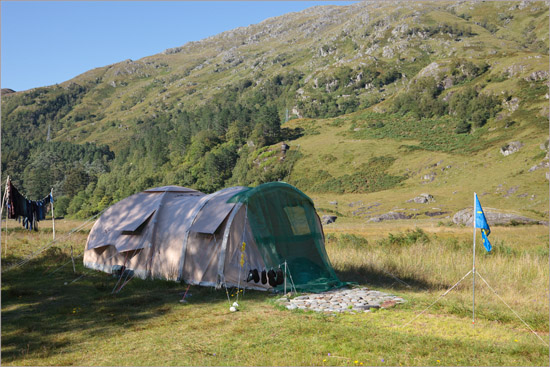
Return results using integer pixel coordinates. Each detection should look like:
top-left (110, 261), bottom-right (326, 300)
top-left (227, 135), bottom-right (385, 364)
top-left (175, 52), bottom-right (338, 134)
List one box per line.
top-left (84, 182), bottom-right (344, 292)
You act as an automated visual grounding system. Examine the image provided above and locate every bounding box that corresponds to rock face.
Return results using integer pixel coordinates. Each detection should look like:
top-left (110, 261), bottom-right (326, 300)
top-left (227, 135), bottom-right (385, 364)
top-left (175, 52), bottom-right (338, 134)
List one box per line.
top-left (528, 161), bottom-right (549, 172)
top-left (368, 211), bottom-right (412, 222)
top-left (500, 141), bottom-right (523, 156)
top-left (321, 215), bottom-right (337, 225)
top-left (503, 97), bottom-right (520, 112)
top-left (452, 208), bottom-right (544, 226)
top-left (421, 172), bottom-right (436, 183)
top-left (526, 70), bottom-right (549, 81)
top-left (418, 61), bottom-right (444, 78)
top-left (407, 193), bottom-right (435, 204)
top-left (424, 210), bottom-right (449, 217)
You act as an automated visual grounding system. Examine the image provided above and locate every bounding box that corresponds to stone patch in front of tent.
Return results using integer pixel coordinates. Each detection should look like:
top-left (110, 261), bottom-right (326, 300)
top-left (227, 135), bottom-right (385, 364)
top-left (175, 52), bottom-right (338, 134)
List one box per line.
top-left (276, 287), bottom-right (405, 314)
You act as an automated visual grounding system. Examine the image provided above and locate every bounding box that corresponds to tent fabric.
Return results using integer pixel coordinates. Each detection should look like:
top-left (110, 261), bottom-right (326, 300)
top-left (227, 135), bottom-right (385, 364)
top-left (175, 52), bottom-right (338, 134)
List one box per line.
top-left (188, 186), bottom-right (244, 234)
top-left (86, 191), bottom-right (163, 251)
top-left (148, 193), bottom-right (206, 280)
top-left (84, 183), bottom-right (343, 293)
top-left (121, 210), bottom-right (156, 233)
top-left (218, 204), bottom-right (266, 287)
top-left (143, 186), bottom-right (199, 193)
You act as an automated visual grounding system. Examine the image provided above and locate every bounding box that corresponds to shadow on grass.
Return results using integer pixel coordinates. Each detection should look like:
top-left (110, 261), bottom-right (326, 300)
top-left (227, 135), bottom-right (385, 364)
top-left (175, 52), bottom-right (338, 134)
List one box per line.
top-left (334, 264), bottom-right (449, 292)
top-left (1, 248), bottom-right (268, 363)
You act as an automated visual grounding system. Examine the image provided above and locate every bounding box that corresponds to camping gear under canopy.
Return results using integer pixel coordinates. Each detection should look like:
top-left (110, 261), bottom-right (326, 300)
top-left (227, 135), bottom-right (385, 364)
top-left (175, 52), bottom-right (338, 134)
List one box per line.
top-left (84, 182), bottom-right (343, 293)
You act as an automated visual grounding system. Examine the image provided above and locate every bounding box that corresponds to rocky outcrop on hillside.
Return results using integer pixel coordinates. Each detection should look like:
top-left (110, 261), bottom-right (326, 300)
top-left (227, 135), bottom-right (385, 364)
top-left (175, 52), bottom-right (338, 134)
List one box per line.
top-left (407, 193), bottom-right (435, 204)
top-left (526, 70), bottom-right (549, 81)
top-left (500, 141), bottom-right (523, 156)
top-left (529, 161), bottom-right (549, 172)
top-left (368, 211), bottom-right (413, 222)
top-left (321, 215), bottom-right (338, 225)
top-left (452, 208), bottom-right (546, 226)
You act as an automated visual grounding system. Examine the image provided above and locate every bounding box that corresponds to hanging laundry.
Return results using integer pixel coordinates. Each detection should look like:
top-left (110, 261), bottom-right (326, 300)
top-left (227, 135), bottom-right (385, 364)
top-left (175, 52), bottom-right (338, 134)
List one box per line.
top-left (5, 179), bottom-right (51, 231)
top-left (7, 180), bottom-right (24, 219)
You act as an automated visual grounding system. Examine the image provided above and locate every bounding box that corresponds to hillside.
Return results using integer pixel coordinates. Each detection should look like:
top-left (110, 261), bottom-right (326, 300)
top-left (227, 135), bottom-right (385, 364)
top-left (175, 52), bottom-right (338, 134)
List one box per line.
top-left (1, 1), bottom-right (548, 221)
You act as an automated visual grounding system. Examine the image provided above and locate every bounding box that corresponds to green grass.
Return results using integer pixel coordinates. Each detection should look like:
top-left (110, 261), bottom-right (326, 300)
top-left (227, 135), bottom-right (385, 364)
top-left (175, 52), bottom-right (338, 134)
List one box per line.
top-left (347, 112), bottom-right (491, 154)
top-left (301, 155), bottom-right (406, 194)
top-left (1, 220), bottom-right (548, 366)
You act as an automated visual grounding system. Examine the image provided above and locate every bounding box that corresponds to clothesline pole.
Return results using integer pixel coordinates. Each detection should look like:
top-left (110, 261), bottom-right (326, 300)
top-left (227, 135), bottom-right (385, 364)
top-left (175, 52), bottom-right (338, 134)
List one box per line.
top-left (4, 197), bottom-right (8, 257)
top-left (2, 176), bottom-right (10, 257)
top-left (1, 176), bottom-right (9, 220)
top-left (70, 245), bottom-right (76, 273)
top-left (51, 188), bottom-right (55, 241)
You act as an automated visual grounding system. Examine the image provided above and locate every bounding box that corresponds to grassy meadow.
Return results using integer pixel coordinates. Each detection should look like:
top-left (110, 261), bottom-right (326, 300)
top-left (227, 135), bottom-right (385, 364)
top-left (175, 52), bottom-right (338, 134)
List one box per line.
top-left (1, 217), bottom-right (548, 366)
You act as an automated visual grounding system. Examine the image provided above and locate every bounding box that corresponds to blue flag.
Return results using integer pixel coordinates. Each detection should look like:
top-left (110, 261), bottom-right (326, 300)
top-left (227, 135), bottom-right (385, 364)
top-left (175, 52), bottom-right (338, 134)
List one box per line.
top-left (475, 193), bottom-right (492, 252)
top-left (474, 193), bottom-right (490, 236)
top-left (481, 229), bottom-right (492, 252)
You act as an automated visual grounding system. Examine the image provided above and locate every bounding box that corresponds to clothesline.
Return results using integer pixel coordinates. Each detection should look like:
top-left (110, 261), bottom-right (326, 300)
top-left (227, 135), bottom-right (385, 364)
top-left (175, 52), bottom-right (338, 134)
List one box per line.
top-left (4, 178), bottom-right (53, 231)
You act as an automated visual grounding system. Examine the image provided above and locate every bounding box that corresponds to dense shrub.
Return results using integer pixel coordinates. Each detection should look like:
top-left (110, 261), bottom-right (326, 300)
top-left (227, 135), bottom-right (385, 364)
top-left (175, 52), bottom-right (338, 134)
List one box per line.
top-left (448, 86), bottom-right (501, 128)
top-left (391, 77), bottom-right (445, 119)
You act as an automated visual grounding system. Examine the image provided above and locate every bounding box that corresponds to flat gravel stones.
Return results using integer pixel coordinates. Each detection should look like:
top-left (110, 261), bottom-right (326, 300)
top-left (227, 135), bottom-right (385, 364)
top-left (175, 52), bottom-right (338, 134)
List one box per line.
top-left (277, 287), bottom-right (406, 314)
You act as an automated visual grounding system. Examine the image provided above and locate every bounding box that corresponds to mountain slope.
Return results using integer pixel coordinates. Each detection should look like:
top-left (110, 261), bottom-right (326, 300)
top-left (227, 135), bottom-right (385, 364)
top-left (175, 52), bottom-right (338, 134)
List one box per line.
top-left (1, 1), bottom-right (548, 220)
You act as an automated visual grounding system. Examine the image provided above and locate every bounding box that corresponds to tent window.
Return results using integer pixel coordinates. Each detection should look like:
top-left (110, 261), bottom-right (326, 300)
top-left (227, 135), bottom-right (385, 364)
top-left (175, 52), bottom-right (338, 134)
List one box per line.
top-left (189, 204), bottom-right (235, 234)
top-left (121, 211), bottom-right (155, 235)
top-left (283, 206), bottom-right (311, 236)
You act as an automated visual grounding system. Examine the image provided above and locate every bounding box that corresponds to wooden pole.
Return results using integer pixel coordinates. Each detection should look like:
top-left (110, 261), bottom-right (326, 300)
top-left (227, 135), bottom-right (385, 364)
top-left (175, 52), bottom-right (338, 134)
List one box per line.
top-left (3, 177), bottom-right (10, 257)
top-left (0, 176), bottom-right (8, 219)
top-left (70, 246), bottom-right (76, 273)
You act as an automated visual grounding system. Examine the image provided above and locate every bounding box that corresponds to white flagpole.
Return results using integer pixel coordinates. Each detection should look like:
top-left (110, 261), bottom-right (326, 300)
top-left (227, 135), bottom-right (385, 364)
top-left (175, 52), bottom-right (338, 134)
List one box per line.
top-left (473, 192), bottom-right (477, 325)
top-left (51, 188), bottom-right (55, 241)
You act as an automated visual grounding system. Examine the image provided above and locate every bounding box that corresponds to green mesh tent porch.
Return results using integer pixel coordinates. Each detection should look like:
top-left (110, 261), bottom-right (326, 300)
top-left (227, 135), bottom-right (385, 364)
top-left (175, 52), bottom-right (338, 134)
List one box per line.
top-left (229, 182), bottom-right (344, 293)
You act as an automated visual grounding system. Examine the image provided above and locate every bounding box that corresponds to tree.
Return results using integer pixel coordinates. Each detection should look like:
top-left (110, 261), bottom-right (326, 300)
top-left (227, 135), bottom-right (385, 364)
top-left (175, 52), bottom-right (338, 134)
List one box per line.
top-left (258, 104), bottom-right (281, 144)
top-left (63, 165), bottom-right (89, 197)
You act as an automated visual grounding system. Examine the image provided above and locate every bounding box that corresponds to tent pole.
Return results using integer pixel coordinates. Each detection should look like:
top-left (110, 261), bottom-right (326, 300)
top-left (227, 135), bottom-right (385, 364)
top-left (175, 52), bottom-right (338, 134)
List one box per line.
top-left (284, 261), bottom-right (287, 295)
top-left (472, 192), bottom-right (477, 326)
top-left (51, 188), bottom-right (55, 241)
